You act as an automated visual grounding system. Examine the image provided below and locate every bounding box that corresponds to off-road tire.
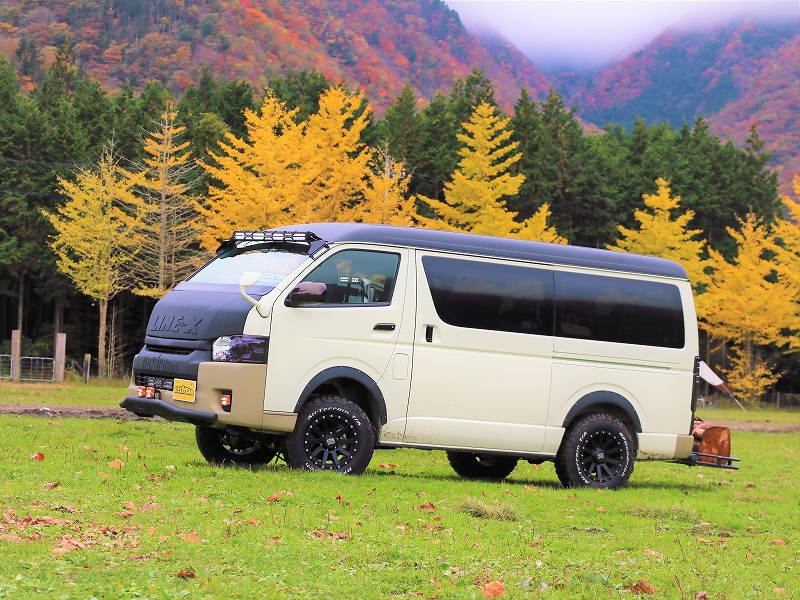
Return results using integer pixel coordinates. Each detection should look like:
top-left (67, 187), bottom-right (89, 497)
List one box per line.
top-left (285, 395), bottom-right (376, 475)
top-left (446, 451), bottom-right (519, 480)
top-left (195, 425), bottom-right (280, 467)
top-left (554, 413), bottom-right (635, 489)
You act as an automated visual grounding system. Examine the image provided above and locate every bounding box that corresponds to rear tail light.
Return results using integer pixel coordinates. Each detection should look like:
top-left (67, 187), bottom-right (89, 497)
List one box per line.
top-left (145, 387), bottom-right (156, 399)
top-left (220, 391), bottom-right (232, 412)
top-left (137, 386), bottom-right (146, 398)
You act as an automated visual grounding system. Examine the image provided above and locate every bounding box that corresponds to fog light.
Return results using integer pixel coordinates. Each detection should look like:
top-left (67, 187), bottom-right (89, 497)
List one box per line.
top-left (137, 386), bottom-right (146, 398)
top-left (145, 387), bottom-right (156, 399)
top-left (220, 391), bottom-right (232, 412)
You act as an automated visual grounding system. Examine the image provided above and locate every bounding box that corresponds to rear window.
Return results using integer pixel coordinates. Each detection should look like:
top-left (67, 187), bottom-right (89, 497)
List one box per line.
top-left (422, 256), bottom-right (554, 336)
top-left (554, 271), bottom-right (684, 348)
top-left (188, 248), bottom-right (307, 287)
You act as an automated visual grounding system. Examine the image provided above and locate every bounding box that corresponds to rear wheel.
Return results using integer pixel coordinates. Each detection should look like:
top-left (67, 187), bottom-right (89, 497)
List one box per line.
top-left (554, 413), bottom-right (635, 489)
top-left (446, 451), bottom-right (518, 480)
top-left (195, 426), bottom-right (280, 467)
top-left (285, 395), bottom-right (375, 474)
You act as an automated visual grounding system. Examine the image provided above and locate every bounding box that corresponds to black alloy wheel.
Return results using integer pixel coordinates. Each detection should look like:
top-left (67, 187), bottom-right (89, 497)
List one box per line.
top-left (195, 425), bottom-right (280, 467)
top-left (446, 451), bottom-right (518, 480)
top-left (554, 413), bottom-right (635, 489)
top-left (286, 395), bottom-right (375, 475)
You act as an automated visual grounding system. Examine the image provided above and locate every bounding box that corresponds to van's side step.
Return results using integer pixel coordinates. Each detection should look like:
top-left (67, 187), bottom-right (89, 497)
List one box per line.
top-left (678, 452), bottom-right (740, 470)
top-left (120, 396), bottom-right (218, 427)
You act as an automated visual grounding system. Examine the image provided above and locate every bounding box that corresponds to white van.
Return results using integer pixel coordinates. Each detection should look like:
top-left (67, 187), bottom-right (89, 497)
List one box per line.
top-left (122, 223), bottom-right (701, 488)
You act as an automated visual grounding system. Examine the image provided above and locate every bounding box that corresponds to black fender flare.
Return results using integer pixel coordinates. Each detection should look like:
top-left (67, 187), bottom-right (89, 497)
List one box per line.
top-left (562, 391), bottom-right (642, 433)
top-left (294, 366), bottom-right (387, 426)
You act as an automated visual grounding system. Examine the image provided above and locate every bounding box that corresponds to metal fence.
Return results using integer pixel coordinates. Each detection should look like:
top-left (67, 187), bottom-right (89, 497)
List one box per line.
top-left (18, 356), bottom-right (55, 382)
top-left (0, 355), bottom-right (10, 379)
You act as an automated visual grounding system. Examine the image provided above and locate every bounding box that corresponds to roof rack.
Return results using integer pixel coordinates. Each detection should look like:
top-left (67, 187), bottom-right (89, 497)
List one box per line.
top-left (232, 230), bottom-right (321, 243)
top-left (215, 230), bottom-right (323, 255)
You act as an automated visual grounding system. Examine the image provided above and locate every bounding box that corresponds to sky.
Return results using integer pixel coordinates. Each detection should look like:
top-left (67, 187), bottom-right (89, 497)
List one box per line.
top-left (445, 1), bottom-right (799, 73)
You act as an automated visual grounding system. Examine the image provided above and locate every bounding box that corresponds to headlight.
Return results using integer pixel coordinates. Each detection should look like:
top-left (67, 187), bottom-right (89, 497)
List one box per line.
top-left (212, 335), bottom-right (269, 363)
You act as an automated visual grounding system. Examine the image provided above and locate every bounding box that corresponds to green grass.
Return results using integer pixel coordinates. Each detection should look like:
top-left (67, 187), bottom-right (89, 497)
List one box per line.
top-left (697, 406), bottom-right (800, 423)
top-left (0, 416), bottom-right (797, 598)
top-left (0, 380), bottom-right (127, 407)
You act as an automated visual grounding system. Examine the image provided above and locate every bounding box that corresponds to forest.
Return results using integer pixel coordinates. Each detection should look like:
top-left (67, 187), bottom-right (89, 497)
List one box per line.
top-left (1, 42), bottom-right (799, 402)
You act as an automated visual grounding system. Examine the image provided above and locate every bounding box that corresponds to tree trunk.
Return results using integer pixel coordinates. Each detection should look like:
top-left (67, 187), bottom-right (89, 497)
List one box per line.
top-left (98, 298), bottom-right (108, 379)
top-left (53, 299), bottom-right (63, 350)
top-left (16, 272), bottom-right (24, 332)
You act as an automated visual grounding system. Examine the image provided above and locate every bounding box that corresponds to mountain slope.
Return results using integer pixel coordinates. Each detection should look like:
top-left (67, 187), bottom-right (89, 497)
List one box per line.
top-left (0, 0), bottom-right (550, 112)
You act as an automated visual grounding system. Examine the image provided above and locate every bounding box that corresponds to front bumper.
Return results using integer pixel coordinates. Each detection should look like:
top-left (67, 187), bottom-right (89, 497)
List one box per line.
top-left (120, 396), bottom-right (218, 426)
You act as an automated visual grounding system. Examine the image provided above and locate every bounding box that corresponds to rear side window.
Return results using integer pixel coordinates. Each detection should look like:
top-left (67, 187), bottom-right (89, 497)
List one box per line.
top-left (555, 271), bottom-right (684, 348)
top-left (422, 256), bottom-right (554, 336)
top-left (302, 250), bottom-right (400, 304)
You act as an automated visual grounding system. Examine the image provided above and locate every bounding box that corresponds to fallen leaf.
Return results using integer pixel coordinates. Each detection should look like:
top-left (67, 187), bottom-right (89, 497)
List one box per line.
top-left (482, 581), bottom-right (505, 597)
top-left (248, 519), bottom-right (261, 526)
top-left (745, 483), bottom-right (756, 489)
top-left (770, 539), bottom-right (786, 546)
top-left (596, 506), bottom-right (606, 513)
top-left (126, 552), bottom-right (155, 560)
top-left (629, 579), bottom-right (655, 595)
top-left (118, 511), bottom-right (135, 518)
top-left (176, 569), bottom-right (195, 579)
top-left (33, 516), bottom-right (71, 526)
top-left (108, 459), bottom-right (125, 469)
top-left (50, 505), bottom-right (80, 514)
top-left (48, 421), bottom-right (61, 426)
top-left (697, 537), bottom-right (714, 545)
top-left (123, 502), bottom-right (137, 511)
top-left (41, 482), bottom-right (60, 490)
top-left (269, 535), bottom-right (282, 543)
top-left (29, 452), bottom-right (45, 462)
top-left (696, 592), bottom-right (709, 600)
top-left (644, 549), bottom-right (661, 558)
top-left (265, 493), bottom-right (281, 503)
top-left (336, 492), bottom-right (343, 504)
top-left (309, 529), bottom-right (349, 540)
top-left (773, 588), bottom-right (785, 593)
top-left (418, 502), bottom-right (436, 513)
top-left (118, 445), bottom-right (128, 451)
top-left (165, 465), bottom-right (175, 471)
top-left (181, 530), bottom-right (202, 544)
top-left (139, 503), bottom-right (162, 511)
top-left (50, 535), bottom-right (87, 555)
top-left (379, 463), bottom-right (397, 468)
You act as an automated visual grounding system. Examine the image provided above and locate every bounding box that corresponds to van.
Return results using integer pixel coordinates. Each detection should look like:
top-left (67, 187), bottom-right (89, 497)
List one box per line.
top-left (121, 223), bottom-right (701, 489)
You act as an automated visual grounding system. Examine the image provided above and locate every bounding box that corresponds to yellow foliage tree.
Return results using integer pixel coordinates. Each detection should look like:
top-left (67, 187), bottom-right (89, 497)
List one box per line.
top-left (344, 145), bottom-right (416, 226)
top-left (723, 345), bottom-right (782, 404)
top-left (197, 89), bottom-right (372, 251)
top-left (125, 104), bottom-right (202, 298)
top-left (773, 173), bottom-right (800, 350)
top-left (46, 146), bottom-right (140, 378)
top-left (608, 178), bottom-right (710, 317)
top-left (421, 102), bottom-right (565, 243)
top-left (703, 213), bottom-right (798, 401)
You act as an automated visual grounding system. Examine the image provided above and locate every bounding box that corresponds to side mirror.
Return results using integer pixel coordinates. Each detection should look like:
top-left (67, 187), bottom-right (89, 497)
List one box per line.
top-left (239, 272), bottom-right (270, 318)
top-left (239, 271), bottom-right (261, 288)
top-left (285, 281), bottom-right (327, 307)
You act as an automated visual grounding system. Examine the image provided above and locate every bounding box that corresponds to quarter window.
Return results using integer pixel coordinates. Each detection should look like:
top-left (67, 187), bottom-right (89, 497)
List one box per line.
top-left (554, 271), bottom-right (684, 348)
top-left (301, 250), bottom-right (400, 304)
top-left (422, 256), bottom-right (554, 335)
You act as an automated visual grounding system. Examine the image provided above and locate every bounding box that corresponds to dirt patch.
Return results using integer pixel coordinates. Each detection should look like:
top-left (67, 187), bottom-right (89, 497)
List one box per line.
top-left (705, 420), bottom-right (800, 433)
top-left (0, 404), bottom-right (162, 422)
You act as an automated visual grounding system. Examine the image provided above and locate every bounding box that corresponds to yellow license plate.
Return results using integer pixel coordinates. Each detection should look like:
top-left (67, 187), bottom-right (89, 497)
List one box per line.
top-left (172, 379), bottom-right (196, 402)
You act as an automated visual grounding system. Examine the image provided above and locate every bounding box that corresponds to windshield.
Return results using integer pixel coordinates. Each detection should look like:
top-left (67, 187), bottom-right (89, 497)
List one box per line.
top-left (188, 247), bottom-right (308, 287)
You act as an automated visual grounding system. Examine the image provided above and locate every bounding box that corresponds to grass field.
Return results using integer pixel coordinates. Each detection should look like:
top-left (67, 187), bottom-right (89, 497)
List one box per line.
top-left (0, 380), bottom-right (127, 407)
top-left (0, 415), bottom-right (796, 599)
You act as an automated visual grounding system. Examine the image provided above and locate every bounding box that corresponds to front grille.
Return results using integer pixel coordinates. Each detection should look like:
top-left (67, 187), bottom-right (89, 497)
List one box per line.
top-left (135, 373), bottom-right (175, 391)
top-left (146, 344), bottom-right (193, 355)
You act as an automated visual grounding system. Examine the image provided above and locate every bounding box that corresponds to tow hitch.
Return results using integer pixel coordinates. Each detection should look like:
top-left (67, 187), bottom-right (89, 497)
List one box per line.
top-left (680, 418), bottom-right (740, 470)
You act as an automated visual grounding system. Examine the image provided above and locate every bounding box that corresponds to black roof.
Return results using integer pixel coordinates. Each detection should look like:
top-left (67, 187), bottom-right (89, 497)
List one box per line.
top-left (273, 223), bottom-right (688, 280)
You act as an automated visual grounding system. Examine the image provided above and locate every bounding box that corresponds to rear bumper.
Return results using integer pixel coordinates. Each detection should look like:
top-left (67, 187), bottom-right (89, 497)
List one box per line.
top-left (120, 396), bottom-right (218, 427)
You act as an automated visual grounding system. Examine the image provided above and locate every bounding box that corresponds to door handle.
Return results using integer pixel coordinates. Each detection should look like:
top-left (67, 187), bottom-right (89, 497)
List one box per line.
top-left (373, 323), bottom-right (396, 331)
top-left (425, 324), bottom-right (434, 343)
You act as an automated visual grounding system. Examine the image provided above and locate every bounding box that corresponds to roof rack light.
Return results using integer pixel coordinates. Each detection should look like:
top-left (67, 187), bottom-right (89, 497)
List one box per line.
top-left (231, 230), bottom-right (322, 243)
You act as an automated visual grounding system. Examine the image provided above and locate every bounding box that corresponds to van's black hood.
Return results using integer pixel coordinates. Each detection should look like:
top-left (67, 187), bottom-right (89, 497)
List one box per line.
top-left (146, 282), bottom-right (271, 341)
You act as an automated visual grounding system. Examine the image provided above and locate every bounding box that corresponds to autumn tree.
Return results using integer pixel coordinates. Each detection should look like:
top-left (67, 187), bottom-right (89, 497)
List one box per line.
top-left (608, 178), bottom-right (711, 316)
top-left (46, 146), bottom-right (140, 378)
top-left (126, 104), bottom-right (202, 298)
top-left (421, 102), bottom-right (565, 243)
top-left (198, 88), bottom-right (373, 250)
top-left (702, 214), bottom-right (799, 401)
top-left (344, 145), bottom-right (415, 226)
top-left (773, 173), bottom-right (800, 350)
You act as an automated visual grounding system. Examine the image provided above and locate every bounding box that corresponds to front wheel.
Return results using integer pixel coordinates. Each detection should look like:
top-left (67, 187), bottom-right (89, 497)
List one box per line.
top-left (447, 451), bottom-right (518, 480)
top-left (195, 426), bottom-right (280, 467)
top-left (554, 414), bottom-right (635, 489)
top-left (285, 395), bottom-right (375, 474)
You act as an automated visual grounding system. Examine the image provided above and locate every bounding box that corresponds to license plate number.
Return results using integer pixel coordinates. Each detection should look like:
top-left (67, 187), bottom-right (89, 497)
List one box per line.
top-left (173, 379), bottom-right (196, 402)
